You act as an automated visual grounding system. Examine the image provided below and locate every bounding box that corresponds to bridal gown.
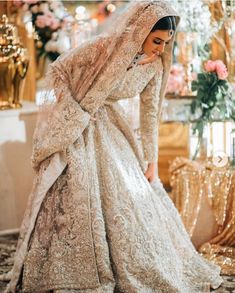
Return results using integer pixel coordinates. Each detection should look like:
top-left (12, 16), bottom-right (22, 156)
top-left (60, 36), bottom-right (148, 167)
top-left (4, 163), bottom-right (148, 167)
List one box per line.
top-left (19, 57), bottom-right (222, 293)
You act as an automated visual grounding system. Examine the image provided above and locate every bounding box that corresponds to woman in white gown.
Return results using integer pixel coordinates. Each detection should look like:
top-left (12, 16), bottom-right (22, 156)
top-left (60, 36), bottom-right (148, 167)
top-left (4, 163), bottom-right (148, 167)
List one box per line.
top-left (4, 1), bottom-right (223, 292)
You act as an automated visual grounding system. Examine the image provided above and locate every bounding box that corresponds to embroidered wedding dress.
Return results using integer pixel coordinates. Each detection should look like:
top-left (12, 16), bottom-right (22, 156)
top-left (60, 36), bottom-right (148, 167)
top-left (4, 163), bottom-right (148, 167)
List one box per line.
top-left (4, 1), bottom-right (223, 293)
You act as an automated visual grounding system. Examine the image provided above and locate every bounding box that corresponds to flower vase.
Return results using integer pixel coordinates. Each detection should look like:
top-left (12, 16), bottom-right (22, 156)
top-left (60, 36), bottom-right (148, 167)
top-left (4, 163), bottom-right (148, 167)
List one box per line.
top-left (189, 123), bottom-right (209, 161)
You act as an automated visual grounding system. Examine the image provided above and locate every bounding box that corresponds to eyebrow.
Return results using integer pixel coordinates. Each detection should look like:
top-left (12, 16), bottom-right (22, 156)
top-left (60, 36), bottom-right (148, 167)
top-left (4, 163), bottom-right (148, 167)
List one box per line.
top-left (154, 37), bottom-right (170, 42)
top-left (155, 37), bottom-right (164, 41)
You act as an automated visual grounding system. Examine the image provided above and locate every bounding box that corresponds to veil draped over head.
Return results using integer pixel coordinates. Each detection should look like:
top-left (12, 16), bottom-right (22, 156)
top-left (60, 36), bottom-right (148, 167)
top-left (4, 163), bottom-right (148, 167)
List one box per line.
top-left (32, 0), bottom-right (179, 170)
top-left (5, 1), bottom-right (180, 292)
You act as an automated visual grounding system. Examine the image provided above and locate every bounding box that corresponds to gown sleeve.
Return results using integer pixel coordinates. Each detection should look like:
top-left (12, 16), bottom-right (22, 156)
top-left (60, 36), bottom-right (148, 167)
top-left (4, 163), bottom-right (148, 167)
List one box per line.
top-left (31, 77), bottom-right (91, 170)
top-left (31, 40), bottom-right (102, 170)
top-left (139, 70), bottom-right (163, 163)
top-left (31, 36), bottom-right (113, 170)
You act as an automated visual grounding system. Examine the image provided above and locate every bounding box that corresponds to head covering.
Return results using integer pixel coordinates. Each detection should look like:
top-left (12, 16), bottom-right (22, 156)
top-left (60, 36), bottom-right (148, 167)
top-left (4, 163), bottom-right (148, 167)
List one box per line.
top-left (50, 0), bottom-right (179, 105)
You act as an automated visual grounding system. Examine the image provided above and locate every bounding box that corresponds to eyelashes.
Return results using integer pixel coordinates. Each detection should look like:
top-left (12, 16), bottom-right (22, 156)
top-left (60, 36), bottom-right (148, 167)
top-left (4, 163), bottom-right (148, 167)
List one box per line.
top-left (153, 40), bottom-right (170, 45)
top-left (153, 40), bottom-right (161, 45)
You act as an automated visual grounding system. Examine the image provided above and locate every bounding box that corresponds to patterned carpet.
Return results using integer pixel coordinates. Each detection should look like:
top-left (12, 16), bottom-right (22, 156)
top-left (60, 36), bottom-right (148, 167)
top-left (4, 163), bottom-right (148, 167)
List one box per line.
top-left (0, 234), bottom-right (234, 293)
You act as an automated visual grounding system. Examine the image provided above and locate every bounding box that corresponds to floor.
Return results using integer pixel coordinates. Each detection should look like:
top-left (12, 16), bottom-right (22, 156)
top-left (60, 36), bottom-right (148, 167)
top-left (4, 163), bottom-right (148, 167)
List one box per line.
top-left (0, 234), bottom-right (234, 293)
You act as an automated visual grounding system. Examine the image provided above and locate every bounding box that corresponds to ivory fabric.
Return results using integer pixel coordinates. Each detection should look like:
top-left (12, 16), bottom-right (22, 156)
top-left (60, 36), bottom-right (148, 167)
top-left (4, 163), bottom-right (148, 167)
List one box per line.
top-left (4, 1), bottom-right (223, 293)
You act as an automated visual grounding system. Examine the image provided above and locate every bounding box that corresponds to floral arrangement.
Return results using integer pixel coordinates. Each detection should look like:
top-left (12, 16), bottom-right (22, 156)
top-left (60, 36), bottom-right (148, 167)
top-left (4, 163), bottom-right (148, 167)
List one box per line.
top-left (171, 0), bottom-right (222, 49)
top-left (166, 63), bottom-right (197, 96)
top-left (190, 59), bottom-right (234, 158)
top-left (12, 0), bottom-right (73, 61)
top-left (166, 64), bottom-right (185, 95)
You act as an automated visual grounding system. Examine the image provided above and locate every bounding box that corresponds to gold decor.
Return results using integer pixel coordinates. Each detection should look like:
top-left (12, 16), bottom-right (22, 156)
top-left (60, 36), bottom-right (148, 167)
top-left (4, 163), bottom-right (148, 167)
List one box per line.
top-left (169, 157), bottom-right (235, 275)
top-left (0, 15), bottom-right (29, 110)
top-left (210, 0), bottom-right (235, 83)
top-left (158, 122), bottom-right (189, 186)
top-left (16, 15), bottom-right (36, 102)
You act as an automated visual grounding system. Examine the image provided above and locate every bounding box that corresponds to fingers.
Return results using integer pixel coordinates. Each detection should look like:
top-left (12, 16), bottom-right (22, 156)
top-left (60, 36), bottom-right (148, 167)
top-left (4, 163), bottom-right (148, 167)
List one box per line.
top-left (144, 173), bottom-right (155, 183)
top-left (144, 169), bottom-right (151, 178)
top-left (138, 53), bottom-right (158, 65)
top-left (144, 163), bottom-right (157, 183)
top-left (144, 170), bottom-right (155, 183)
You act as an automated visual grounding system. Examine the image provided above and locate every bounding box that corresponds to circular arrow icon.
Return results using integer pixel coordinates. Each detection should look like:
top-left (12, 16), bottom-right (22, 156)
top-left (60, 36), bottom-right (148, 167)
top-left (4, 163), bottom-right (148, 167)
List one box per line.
top-left (212, 151), bottom-right (228, 168)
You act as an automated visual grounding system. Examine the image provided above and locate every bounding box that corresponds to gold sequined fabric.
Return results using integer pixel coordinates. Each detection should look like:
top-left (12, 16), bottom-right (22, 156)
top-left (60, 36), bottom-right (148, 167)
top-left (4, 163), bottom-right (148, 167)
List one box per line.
top-left (4, 1), bottom-right (223, 293)
top-left (170, 157), bottom-right (235, 275)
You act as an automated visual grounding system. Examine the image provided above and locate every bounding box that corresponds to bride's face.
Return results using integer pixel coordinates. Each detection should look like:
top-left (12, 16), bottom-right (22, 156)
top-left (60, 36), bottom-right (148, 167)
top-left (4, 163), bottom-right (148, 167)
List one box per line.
top-left (142, 30), bottom-right (173, 57)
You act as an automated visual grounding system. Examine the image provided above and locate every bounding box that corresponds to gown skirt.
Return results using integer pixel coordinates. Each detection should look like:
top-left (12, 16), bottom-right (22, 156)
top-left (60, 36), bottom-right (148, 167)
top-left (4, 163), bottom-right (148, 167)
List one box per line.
top-left (21, 102), bottom-right (222, 293)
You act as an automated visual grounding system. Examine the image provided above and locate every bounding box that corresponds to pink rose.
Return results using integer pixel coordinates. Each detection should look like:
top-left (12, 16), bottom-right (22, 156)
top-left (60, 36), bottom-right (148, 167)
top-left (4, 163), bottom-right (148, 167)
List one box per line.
top-left (215, 60), bottom-right (228, 80)
top-left (35, 15), bottom-right (49, 28)
top-left (204, 60), bottom-right (216, 72)
top-left (166, 66), bottom-right (185, 94)
top-left (217, 68), bottom-right (228, 80)
top-left (50, 18), bottom-right (60, 30)
top-left (35, 13), bottom-right (60, 30)
top-left (171, 64), bottom-right (184, 75)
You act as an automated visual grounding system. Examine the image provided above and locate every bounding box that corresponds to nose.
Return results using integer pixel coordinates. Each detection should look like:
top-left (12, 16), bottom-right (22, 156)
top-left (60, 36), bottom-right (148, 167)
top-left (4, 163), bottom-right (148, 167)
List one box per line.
top-left (158, 43), bottom-right (165, 54)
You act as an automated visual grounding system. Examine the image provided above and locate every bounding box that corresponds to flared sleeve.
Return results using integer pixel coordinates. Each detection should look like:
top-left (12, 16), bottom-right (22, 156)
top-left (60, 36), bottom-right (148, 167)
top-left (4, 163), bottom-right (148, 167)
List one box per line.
top-left (139, 68), bottom-right (163, 163)
top-left (31, 35), bottom-right (116, 170)
top-left (31, 79), bottom-right (91, 170)
top-left (31, 42), bottom-right (101, 170)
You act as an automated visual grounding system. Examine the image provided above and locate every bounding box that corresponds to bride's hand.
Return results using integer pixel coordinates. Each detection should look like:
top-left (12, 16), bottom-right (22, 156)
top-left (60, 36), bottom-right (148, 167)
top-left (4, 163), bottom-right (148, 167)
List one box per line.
top-left (138, 53), bottom-right (159, 65)
top-left (144, 162), bottom-right (157, 183)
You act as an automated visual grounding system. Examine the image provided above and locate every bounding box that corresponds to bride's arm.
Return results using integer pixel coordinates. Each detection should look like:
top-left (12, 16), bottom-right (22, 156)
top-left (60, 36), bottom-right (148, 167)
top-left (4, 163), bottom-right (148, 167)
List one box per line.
top-left (139, 70), bottom-right (163, 182)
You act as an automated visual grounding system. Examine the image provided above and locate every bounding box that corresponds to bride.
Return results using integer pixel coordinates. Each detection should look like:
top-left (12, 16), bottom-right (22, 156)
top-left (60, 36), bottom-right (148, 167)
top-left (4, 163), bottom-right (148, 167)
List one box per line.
top-left (5, 1), bottom-right (223, 292)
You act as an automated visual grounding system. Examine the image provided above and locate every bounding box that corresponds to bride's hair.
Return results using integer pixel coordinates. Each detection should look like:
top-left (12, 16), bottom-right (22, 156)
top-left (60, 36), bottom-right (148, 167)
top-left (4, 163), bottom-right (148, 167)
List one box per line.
top-left (151, 16), bottom-right (176, 32)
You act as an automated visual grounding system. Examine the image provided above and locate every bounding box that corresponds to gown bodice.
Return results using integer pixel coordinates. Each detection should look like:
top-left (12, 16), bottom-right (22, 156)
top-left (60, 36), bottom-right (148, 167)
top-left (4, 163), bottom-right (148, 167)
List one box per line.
top-left (106, 57), bottom-right (163, 102)
top-left (78, 55), bottom-right (163, 162)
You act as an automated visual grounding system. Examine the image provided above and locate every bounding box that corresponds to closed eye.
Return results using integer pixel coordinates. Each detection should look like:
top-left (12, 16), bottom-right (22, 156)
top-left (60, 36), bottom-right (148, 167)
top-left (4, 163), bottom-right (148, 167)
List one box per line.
top-left (153, 40), bottom-right (161, 45)
top-left (153, 40), bottom-right (170, 45)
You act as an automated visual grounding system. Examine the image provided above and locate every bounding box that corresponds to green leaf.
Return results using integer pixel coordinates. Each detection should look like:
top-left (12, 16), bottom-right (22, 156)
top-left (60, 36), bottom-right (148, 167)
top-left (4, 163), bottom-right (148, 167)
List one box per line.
top-left (190, 103), bottom-right (196, 114)
top-left (191, 83), bottom-right (198, 92)
top-left (198, 73), bottom-right (206, 80)
top-left (197, 90), bottom-right (205, 100)
top-left (223, 83), bottom-right (229, 91)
